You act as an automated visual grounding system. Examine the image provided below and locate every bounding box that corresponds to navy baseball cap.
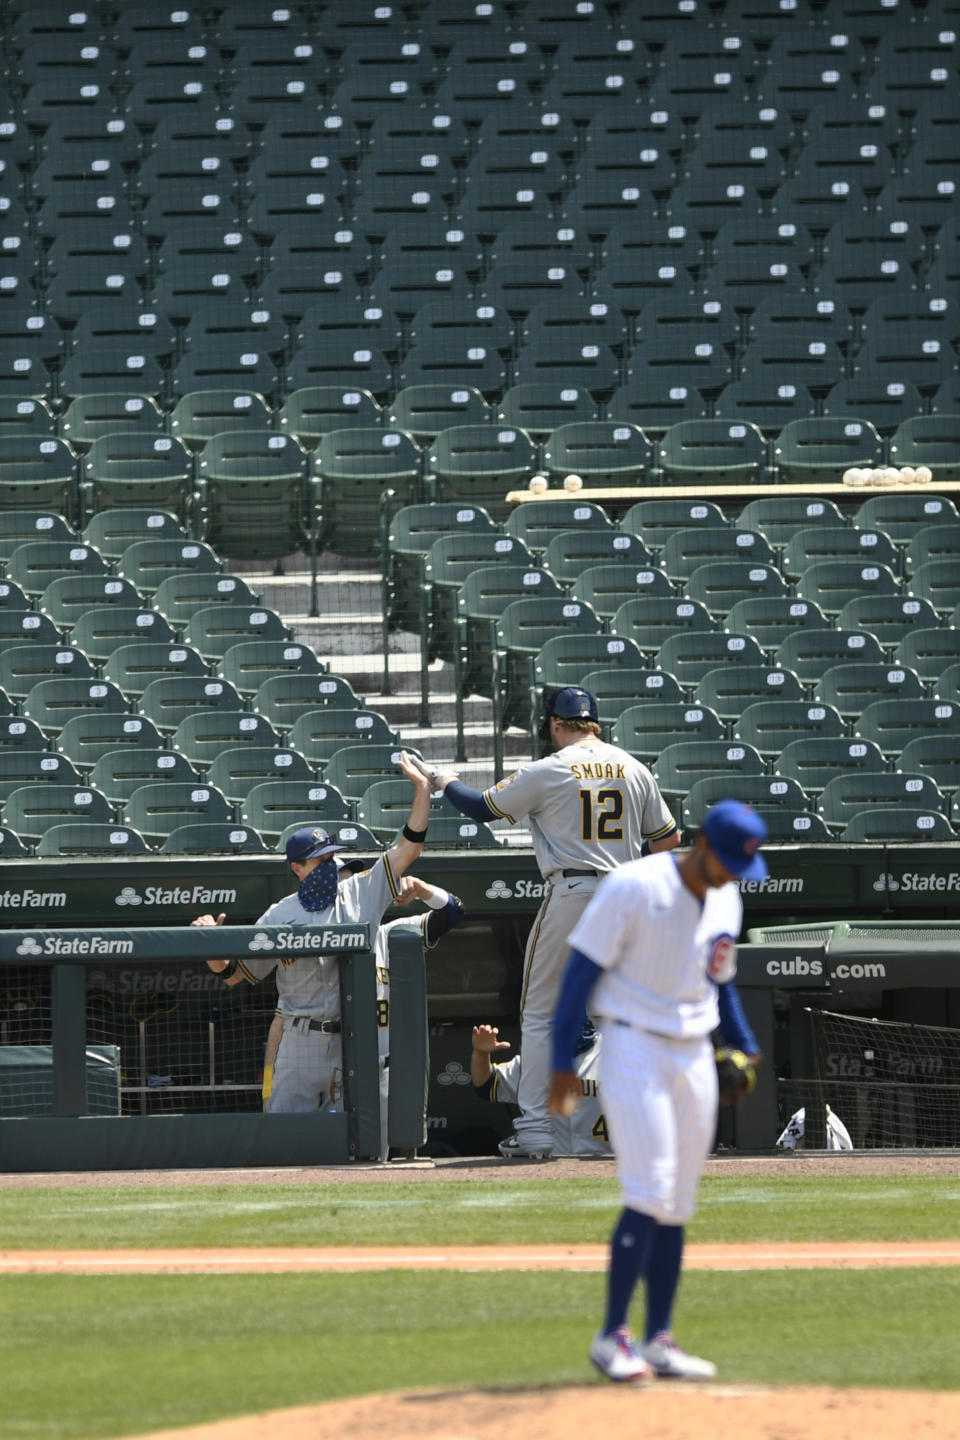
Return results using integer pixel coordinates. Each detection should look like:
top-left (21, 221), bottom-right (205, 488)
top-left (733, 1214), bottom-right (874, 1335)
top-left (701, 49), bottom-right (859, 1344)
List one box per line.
top-left (546, 686), bottom-right (599, 723)
top-left (701, 800), bottom-right (769, 881)
top-left (284, 826), bottom-right (346, 864)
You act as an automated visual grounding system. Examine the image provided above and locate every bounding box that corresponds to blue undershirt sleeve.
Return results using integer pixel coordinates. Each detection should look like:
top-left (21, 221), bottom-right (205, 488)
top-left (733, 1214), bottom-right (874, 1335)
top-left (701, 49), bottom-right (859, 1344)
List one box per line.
top-left (717, 979), bottom-right (759, 1056)
top-left (444, 779), bottom-right (498, 823)
top-left (551, 948), bottom-right (603, 1073)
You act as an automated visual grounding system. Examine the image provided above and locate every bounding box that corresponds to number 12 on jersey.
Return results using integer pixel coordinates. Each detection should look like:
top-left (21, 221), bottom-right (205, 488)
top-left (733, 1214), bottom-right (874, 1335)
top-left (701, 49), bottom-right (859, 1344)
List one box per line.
top-left (578, 787), bottom-right (624, 842)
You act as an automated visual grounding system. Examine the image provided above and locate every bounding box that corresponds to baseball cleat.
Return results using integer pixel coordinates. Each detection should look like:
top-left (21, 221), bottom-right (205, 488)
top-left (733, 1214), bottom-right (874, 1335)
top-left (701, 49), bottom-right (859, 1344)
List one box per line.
top-left (589, 1327), bottom-right (656, 1383)
top-left (497, 1134), bottom-right (554, 1161)
top-left (641, 1333), bottom-right (717, 1380)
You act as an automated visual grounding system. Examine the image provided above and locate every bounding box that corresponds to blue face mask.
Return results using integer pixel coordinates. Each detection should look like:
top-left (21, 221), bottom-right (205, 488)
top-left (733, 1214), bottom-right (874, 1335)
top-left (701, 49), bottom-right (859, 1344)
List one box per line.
top-left (297, 857), bottom-right (339, 912)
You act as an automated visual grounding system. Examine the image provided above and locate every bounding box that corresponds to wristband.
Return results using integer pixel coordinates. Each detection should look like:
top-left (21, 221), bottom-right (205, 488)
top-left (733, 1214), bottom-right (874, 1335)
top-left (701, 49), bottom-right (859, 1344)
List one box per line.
top-left (425, 886), bottom-right (450, 909)
top-left (403, 823), bottom-right (428, 842)
top-left (219, 960), bottom-right (237, 980)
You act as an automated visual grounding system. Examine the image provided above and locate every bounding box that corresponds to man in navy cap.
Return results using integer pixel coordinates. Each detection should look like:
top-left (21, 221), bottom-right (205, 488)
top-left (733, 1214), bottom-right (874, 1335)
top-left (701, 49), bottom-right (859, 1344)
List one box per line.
top-left (408, 686), bottom-right (679, 1159)
top-left (192, 751), bottom-right (433, 1113)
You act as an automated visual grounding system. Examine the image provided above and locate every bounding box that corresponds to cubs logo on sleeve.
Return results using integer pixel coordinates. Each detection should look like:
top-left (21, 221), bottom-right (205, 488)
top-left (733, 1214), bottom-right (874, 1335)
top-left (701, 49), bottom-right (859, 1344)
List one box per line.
top-left (707, 933), bottom-right (737, 983)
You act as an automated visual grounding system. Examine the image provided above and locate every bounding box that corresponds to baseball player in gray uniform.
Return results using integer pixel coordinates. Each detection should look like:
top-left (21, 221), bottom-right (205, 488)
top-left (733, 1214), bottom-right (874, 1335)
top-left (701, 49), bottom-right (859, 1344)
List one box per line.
top-left (471, 1021), bottom-right (609, 1158)
top-left (410, 686), bottom-right (678, 1159)
top-left (548, 799), bottom-right (766, 1384)
top-left (192, 751), bottom-right (433, 1114)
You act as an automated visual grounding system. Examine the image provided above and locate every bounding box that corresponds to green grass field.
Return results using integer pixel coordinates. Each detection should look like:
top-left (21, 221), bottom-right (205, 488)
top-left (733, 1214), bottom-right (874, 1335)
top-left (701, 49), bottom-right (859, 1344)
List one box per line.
top-left (0, 1172), bottom-right (957, 1440)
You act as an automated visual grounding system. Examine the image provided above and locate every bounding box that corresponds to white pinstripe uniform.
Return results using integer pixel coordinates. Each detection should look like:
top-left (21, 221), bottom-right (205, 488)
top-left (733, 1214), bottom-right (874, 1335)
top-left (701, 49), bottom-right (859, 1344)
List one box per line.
top-left (239, 853), bottom-right (401, 1113)
top-left (568, 852), bottom-right (742, 1223)
top-left (484, 739), bottom-right (676, 1150)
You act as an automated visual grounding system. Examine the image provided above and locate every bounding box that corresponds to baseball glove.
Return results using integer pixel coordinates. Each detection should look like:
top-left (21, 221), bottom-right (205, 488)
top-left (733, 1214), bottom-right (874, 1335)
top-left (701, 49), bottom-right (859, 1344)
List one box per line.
top-left (715, 1047), bottom-right (758, 1106)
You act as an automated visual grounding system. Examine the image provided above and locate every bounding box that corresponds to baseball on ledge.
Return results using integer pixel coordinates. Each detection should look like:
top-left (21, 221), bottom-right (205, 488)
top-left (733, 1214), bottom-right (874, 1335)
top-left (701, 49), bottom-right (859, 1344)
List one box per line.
top-left (563, 473), bottom-right (583, 492)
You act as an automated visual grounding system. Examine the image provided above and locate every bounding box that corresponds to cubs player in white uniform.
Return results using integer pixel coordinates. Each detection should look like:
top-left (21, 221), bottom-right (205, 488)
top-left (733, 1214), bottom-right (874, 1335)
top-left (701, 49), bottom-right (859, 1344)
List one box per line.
top-left (549, 799), bottom-right (766, 1383)
top-left (192, 751), bottom-right (433, 1113)
top-left (411, 686), bottom-right (678, 1159)
top-left (471, 1021), bottom-right (609, 1158)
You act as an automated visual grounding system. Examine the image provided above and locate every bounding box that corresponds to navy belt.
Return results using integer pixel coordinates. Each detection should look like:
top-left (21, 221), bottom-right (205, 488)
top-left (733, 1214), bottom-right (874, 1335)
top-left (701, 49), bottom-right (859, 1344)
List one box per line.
top-left (562, 868), bottom-right (599, 878)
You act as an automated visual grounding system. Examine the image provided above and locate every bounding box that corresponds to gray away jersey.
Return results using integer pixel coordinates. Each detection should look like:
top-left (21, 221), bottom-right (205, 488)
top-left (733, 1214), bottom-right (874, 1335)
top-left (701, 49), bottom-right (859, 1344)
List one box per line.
top-left (237, 853), bottom-right (400, 1019)
top-left (484, 738), bottom-right (675, 878)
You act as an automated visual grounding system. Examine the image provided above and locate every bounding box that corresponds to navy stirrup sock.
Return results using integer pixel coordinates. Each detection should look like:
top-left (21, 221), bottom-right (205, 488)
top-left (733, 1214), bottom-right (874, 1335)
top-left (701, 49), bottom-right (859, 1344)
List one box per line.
top-left (604, 1208), bottom-right (655, 1334)
top-left (645, 1222), bottom-right (685, 1341)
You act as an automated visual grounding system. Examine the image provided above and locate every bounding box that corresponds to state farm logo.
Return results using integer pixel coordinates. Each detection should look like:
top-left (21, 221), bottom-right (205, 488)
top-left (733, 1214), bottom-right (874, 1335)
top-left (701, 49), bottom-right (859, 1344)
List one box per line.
top-left (485, 878), bottom-right (547, 900)
top-left (16, 937), bottom-right (43, 956)
top-left (486, 879), bottom-right (513, 899)
top-left (248, 932), bottom-right (275, 951)
top-left (874, 873), bottom-right (899, 893)
top-left (437, 1061), bottom-right (471, 1087)
top-left (115, 886), bottom-right (143, 906)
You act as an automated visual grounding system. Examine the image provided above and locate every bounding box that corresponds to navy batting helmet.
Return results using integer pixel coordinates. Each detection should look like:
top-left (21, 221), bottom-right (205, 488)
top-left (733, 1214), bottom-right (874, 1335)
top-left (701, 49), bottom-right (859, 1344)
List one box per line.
top-left (539, 686), bottom-right (599, 742)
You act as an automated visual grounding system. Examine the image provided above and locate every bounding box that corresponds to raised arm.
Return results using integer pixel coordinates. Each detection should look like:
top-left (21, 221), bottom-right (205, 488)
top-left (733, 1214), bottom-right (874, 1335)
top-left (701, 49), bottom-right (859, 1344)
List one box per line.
top-left (385, 751), bottom-right (436, 880)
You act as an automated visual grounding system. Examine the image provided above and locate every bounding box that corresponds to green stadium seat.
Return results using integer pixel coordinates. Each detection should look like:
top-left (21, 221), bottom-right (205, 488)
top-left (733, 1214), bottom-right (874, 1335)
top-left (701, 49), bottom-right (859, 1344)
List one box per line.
top-left (774, 737), bottom-right (888, 796)
top-left (835, 595), bottom-right (943, 652)
top-left (0, 512), bottom-right (77, 567)
top-left (89, 748), bottom-right (201, 808)
top-left (0, 751), bottom-right (82, 806)
top-left (542, 421), bottom-right (654, 485)
top-left (385, 500), bottom-right (500, 626)
top-left (0, 718), bottom-right (48, 753)
top-left (684, 561), bottom-right (791, 618)
top-left (20, 674), bottom-right (128, 734)
top-left (652, 740), bottom-right (766, 803)
top-left (781, 523), bottom-right (900, 582)
top-left (526, 628), bottom-right (648, 695)
top-left (840, 808), bottom-right (957, 843)
top-left (170, 710), bottom-right (284, 774)
top-left (159, 823), bottom-right (270, 855)
top-left (909, 560), bottom-right (960, 617)
top-left (311, 427), bottom-right (422, 555)
top-left (610, 597), bottom-right (717, 660)
top-left (818, 772), bottom-right (950, 834)
top-left (102, 643), bottom-right (208, 700)
top-left (0, 612), bottom-right (64, 649)
top-left (494, 595), bottom-right (603, 733)
top-left (816, 660), bottom-right (926, 720)
top-left (152, 574), bottom-right (261, 631)
top-left (694, 664), bottom-right (806, 723)
top-left (323, 743), bottom-right (417, 805)
top-left (60, 394), bottom-right (167, 453)
top-left (419, 532), bottom-right (537, 671)
top-left (822, 378), bottom-right (926, 436)
top-left (206, 747), bottom-right (316, 806)
top-left (138, 678), bottom-right (245, 737)
top-left (6, 539), bottom-right (109, 599)
top-left (571, 562), bottom-right (674, 620)
top-left (579, 666), bottom-right (685, 729)
top-left (504, 498), bottom-right (613, 555)
top-left (934, 664), bottom-right (960, 706)
top-left (658, 420), bottom-right (767, 486)
top-left (0, 438), bottom-right (79, 522)
top-left (497, 384), bottom-right (601, 441)
top-left (682, 774), bottom-right (812, 830)
top-left (168, 391), bottom-right (275, 454)
top-left (79, 434), bottom-right (195, 521)
top-left (543, 530), bottom-right (655, 588)
top-left (80, 509), bottom-right (189, 565)
top-left (120, 781), bottom-right (234, 845)
top-left (216, 640), bottom-right (325, 698)
top-left (426, 425), bottom-right (538, 521)
top-left (39, 575), bottom-right (143, 631)
top-left (387, 385), bottom-right (491, 443)
top-left (735, 497), bottom-right (848, 549)
top-left (773, 417), bottom-right (885, 483)
top-left (455, 564), bottom-right (564, 700)
top-left (611, 701), bottom-right (725, 765)
top-left (287, 708), bottom-right (398, 770)
top-left (253, 674), bottom-right (361, 734)
top-left (656, 631), bottom-right (766, 692)
top-left (620, 499), bottom-right (729, 552)
top-left (116, 539), bottom-right (222, 599)
top-left (36, 823), bottom-right (151, 857)
top-left (0, 397), bottom-right (57, 441)
top-left (775, 628), bottom-right (887, 685)
top-left (55, 713), bottom-right (164, 774)
top-left (67, 607), bottom-right (178, 665)
top-left (0, 826), bottom-right (31, 857)
top-left (659, 527), bottom-right (777, 584)
top-left (724, 596), bottom-right (832, 657)
top-left (855, 698), bottom-right (958, 758)
top-left (855, 494), bottom-right (960, 548)
top-left (904, 524), bottom-right (960, 578)
top-left (795, 559), bottom-right (901, 617)
top-left (732, 699), bottom-right (846, 758)
top-left (240, 780), bottom-right (351, 842)
top-left (0, 644), bottom-right (96, 702)
top-left (898, 736), bottom-right (960, 796)
top-left (196, 429), bottom-right (317, 569)
top-left (278, 387), bottom-right (384, 451)
top-left (182, 605), bottom-right (293, 663)
top-left (416, 815), bottom-right (503, 847)
top-left (357, 778), bottom-right (459, 843)
top-left (4, 783), bottom-right (115, 845)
